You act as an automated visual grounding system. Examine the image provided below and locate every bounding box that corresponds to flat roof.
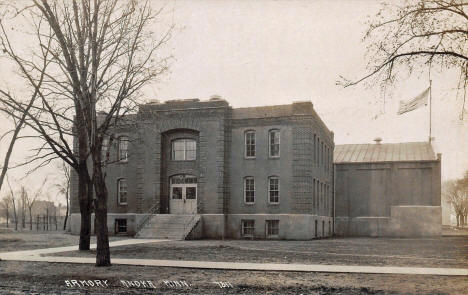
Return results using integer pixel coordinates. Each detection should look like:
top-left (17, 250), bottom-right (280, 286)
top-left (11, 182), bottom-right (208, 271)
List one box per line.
top-left (334, 142), bottom-right (437, 163)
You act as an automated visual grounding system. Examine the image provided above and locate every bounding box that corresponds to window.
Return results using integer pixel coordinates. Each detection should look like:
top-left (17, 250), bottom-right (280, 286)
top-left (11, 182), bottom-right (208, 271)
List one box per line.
top-left (268, 176), bottom-right (279, 204)
top-left (321, 142), bottom-right (324, 167)
top-left (314, 220), bottom-right (318, 238)
top-left (171, 187), bottom-right (182, 199)
top-left (320, 182), bottom-right (324, 209)
top-left (118, 136), bottom-right (129, 162)
top-left (244, 177), bottom-right (255, 203)
top-left (101, 136), bottom-right (109, 162)
top-left (313, 134), bottom-right (317, 163)
top-left (316, 137), bottom-right (319, 165)
top-left (117, 178), bottom-right (127, 205)
top-left (241, 220), bottom-right (255, 237)
top-left (324, 146), bottom-right (328, 172)
top-left (245, 131), bottom-right (256, 158)
top-left (313, 179), bottom-right (316, 208)
top-left (266, 220), bottom-right (279, 237)
top-left (171, 174), bottom-right (197, 184)
top-left (318, 182), bottom-right (321, 209)
top-left (269, 129), bottom-right (280, 157)
top-left (115, 219), bottom-right (127, 234)
top-left (172, 139), bottom-right (196, 161)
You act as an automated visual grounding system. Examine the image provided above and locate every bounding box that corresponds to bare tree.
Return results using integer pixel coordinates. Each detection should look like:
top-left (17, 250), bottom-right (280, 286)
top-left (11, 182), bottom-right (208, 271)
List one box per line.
top-left (0, 195), bottom-right (10, 228)
top-left (340, 0), bottom-right (468, 117)
top-left (0, 0), bottom-right (172, 266)
top-left (20, 186), bottom-right (28, 229)
top-left (443, 176), bottom-right (468, 227)
top-left (56, 162), bottom-right (71, 230)
top-left (5, 176), bottom-right (18, 231)
top-left (25, 179), bottom-right (47, 230)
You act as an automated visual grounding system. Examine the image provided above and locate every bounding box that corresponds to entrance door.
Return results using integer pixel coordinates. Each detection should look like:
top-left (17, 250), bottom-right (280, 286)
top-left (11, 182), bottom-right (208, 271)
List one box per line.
top-left (169, 175), bottom-right (197, 214)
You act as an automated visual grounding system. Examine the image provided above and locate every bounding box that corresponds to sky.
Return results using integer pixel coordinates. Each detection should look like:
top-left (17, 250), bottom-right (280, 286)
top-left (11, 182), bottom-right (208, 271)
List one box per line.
top-left (0, 0), bottom-right (467, 203)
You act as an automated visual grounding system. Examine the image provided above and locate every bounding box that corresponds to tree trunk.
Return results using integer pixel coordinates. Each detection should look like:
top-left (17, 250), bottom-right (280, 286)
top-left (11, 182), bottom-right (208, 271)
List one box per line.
top-left (78, 162), bottom-right (92, 250)
top-left (29, 208), bottom-right (33, 230)
top-left (6, 206), bottom-right (9, 228)
top-left (92, 156), bottom-right (111, 266)
top-left (21, 200), bottom-right (25, 229)
top-left (456, 214), bottom-right (460, 227)
top-left (63, 187), bottom-right (69, 231)
top-left (12, 199), bottom-right (17, 231)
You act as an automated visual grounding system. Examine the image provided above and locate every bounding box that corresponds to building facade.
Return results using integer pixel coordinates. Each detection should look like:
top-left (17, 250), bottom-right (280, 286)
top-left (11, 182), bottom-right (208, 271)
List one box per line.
top-left (334, 141), bottom-right (442, 237)
top-left (70, 99), bottom-right (335, 239)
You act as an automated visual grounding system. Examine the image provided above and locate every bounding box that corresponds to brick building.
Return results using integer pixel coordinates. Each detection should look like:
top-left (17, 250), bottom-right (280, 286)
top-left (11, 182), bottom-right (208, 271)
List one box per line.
top-left (70, 98), bottom-right (335, 239)
top-left (70, 98), bottom-right (442, 239)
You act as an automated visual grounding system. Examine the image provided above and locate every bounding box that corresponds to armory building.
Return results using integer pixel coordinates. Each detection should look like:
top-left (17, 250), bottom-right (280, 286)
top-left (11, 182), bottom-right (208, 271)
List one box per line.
top-left (70, 98), bottom-right (335, 239)
top-left (70, 98), bottom-right (441, 239)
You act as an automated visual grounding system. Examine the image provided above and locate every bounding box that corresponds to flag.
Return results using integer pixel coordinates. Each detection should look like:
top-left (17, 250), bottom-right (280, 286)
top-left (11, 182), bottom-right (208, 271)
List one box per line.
top-left (397, 87), bottom-right (430, 115)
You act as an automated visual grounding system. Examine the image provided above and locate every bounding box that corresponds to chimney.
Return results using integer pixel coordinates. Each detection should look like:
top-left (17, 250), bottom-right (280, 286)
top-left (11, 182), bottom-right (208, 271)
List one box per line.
top-left (374, 137), bottom-right (382, 144)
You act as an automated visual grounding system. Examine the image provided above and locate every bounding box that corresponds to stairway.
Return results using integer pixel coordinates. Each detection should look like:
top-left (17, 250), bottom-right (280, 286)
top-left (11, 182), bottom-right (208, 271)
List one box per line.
top-left (136, 214), bottom-right (200, 240)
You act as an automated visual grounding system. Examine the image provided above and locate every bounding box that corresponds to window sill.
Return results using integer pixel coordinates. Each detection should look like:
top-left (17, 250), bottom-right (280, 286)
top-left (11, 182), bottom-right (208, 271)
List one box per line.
top-left (244, 202), bottom-right (255, 205)
top-left (268, 156), bottom-right (280, 159)
top-left (244, 157), bottom-right (256, 160)
top-left (267, 202), bottom-right (280, 206)
top-left (118, 203), bottom-right (128, 206)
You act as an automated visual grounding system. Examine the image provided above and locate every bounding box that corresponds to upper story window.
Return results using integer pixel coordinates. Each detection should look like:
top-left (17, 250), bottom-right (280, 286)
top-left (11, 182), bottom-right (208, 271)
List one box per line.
top-left (118, 136), bottom-right (129, 162)
top-left (244, 177), bottom-right (255, 204)
top-left (269, 129), bottom-right (280, 157)
top-left (244, 131), bottom-right (256, 158)
top-left (101, 136), bottom-right (109, 163)
top-left (268, 129), bottom-right (280, 157)
top-left (268, 176), bottom-right (279, 204)
top-left (172, 139), bottom-right (196, 161)
top-left (117, 178), bottom-right (127, 205)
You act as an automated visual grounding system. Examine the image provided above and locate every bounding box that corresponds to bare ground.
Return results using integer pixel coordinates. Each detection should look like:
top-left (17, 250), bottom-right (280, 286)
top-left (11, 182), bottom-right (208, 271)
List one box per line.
top-left (1, 232), bottom-right (467, 294)
top-left (50, 236), bottom-right (468, 268)
top-left (1, 260), bottom-right (468, 294)
top-left (0, 230), bottom-right (125, 252)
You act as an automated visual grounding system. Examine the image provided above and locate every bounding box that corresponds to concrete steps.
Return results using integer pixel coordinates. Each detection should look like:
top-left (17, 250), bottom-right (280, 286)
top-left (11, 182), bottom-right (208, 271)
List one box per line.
top-left (136, 214), bottom-right (200, 240)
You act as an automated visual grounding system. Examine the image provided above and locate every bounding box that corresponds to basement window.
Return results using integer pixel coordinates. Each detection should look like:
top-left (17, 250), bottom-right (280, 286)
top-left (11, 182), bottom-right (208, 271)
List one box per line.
top-left (266, 220), bottom-right (279, 237)
top-left (241, 220), bottom-right (255, 238)
top-left (115, 219), bottom-right (127, 234)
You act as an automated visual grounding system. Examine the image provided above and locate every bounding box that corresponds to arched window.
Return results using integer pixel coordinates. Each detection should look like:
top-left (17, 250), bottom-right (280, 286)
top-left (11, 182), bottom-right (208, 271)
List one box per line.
top-left (118, 136), bottom-right (129, 162)
top-left (117, 178), bottom-right (127, 205)
top-left (244, 177), bottom-right (255, 203)
top-left (269, 129), bottom-right (280, 157)
top-left (268, 176), bottom-right (280, 204)
top-left (101, 136), bottom-right (109, 163)
top-left (171, 139), bottom-right (196, 160)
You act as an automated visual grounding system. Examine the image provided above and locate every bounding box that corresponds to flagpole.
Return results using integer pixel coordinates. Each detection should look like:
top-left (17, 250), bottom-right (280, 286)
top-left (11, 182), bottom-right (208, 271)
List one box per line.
top-left (429, 80), bottom-right (432, 143)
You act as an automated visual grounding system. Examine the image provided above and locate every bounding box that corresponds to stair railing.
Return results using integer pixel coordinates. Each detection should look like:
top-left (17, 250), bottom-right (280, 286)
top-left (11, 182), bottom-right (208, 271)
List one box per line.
top-left (135, 203), bottom-right (160, 235)
top-left (183, 214), bottom-right (199, 239)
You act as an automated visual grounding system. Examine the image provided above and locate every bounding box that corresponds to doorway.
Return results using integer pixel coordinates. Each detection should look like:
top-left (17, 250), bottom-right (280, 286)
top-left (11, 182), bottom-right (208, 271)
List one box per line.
top-left (169, 174), bottom-right (197, 214)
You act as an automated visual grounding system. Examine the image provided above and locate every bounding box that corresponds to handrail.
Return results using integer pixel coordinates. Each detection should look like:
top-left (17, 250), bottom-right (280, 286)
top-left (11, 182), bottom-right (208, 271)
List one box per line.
top-left (183, 214), bottom-right (199, 239)
top-left (135, 203), bottom-right (159, 234)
